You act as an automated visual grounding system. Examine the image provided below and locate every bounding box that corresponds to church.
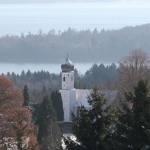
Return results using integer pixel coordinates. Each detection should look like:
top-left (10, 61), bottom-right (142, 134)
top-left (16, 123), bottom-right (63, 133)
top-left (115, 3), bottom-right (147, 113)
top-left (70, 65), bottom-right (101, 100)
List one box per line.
top-left (59, 55), bottom-right (117, 122)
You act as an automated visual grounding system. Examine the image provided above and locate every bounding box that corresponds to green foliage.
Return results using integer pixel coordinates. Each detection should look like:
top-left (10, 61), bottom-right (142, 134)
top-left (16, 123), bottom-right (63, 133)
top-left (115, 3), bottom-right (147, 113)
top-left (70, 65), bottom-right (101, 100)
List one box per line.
top-left (23, 85), bottom-right (30, 106)
top-left (7, 64), bottom-right (118, 96)
top-left (110, 80), bottom-right (150, 150)
top-left (84, 63), bottom-right (118, 89)
top-left (7, 70), bottom-right (61, 91)
top-left (51, 91), bottom-right (64, 121)
top-left (37, 96), bottom-right (55, 142)
top-left (66, 89), bottom-right (113, 150)
top-left (37, 96), bottom-right (62, 150)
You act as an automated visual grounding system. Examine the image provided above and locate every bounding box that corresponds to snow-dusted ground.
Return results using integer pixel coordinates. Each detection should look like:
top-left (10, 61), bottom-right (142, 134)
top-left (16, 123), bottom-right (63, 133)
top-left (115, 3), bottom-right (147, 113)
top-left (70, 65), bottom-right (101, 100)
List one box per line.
top-left (62, 134), bottom-right (77, 149)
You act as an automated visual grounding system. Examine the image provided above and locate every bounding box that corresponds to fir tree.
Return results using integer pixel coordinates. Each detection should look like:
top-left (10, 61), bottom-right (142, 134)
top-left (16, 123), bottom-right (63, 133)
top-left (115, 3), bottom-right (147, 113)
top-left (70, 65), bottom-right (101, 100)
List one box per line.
top-left (65, 89), bottom-right (113, 150)
top-left (23, 85), bottom-right (30, 106)
top-left (111, 80), bottom-right (150, 150)
top-left (37, 96), bottom-right (62, 150)
top-left (51, 91), bottom-right (64, 121)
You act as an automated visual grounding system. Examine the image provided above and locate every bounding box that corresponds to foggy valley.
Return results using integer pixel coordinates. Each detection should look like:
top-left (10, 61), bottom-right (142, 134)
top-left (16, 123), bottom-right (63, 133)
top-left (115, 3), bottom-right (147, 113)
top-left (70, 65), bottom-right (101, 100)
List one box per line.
top-left (0, 1), bottom-right (150, 150)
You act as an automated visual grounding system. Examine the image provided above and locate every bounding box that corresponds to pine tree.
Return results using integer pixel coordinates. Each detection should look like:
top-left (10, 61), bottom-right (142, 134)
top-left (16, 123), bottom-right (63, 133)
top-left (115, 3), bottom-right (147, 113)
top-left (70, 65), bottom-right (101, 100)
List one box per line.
top-left (51, 91), bottom-right (64, 121)
top-left (37, 96), bottom-right (62, 150)
top-left (65, 89), bottom-right (113, 150)
top-left (111, 80), bottom-right (150, 150)
top-left (23, 85), bottom-right (30, 106)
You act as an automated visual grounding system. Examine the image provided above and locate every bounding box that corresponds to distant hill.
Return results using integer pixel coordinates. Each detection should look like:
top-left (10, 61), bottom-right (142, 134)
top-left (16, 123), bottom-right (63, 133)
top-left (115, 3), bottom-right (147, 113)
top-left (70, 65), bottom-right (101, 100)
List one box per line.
top-left (0, 24), bottom-right (150, 63)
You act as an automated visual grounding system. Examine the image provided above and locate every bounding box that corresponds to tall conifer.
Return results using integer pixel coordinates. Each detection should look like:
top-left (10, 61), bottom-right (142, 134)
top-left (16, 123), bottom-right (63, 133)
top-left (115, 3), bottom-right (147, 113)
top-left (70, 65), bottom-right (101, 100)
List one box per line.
top-left (65, 89), bottom-right (113, 150)
top-left (111, 80), bottom-right (150, 150)
top-left (51, 91), bottom-right (64, 121)
top-left (23, 84), bottom-right (30, 106)
top-left (37, 96), bottom-right (62, 150)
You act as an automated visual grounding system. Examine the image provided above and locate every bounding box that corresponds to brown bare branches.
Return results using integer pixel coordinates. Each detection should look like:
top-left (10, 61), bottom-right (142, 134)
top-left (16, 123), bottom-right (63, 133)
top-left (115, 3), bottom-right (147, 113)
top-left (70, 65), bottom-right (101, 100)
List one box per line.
top-left (119, 49), bottom-right (150, 96)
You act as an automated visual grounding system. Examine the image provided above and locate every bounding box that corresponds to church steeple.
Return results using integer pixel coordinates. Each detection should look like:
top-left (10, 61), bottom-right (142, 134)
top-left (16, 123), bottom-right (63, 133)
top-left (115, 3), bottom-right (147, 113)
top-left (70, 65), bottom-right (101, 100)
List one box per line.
top-left (65, 54), bottom-right (73, 65)
top-left (66, 54), bottom-right (69, 63)
top-left (61, 54), bottom-right (74, 72)
top-left (61, 55), bottom-right (74, 90)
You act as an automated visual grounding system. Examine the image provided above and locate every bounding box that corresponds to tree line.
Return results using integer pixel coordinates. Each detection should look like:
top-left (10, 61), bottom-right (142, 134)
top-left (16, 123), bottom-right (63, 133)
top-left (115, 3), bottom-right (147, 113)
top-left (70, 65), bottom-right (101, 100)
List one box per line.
top-left (6, 49), bottom-right (150, 95)
top-left (6, 62), bottom-right (118, 94)
top-left (0, 24), bottom-right (150, 63)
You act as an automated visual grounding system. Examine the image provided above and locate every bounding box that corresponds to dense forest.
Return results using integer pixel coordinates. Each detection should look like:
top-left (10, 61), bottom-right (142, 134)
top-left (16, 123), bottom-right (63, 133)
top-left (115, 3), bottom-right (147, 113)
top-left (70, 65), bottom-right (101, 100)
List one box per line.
top-left (0, 24), bottom-right (150, 63)
top-left (6, 63), bottom-right (118, 92)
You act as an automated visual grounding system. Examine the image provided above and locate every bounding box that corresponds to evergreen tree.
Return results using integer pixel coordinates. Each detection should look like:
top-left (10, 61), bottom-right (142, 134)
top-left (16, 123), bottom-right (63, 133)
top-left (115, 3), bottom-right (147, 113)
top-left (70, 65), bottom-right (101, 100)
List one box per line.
top-left (51, 91), bottom-right (64, 121)
top-left (42, 85), bottom-right (47, 94)
top-left (111, 80), bottom-right (150, 150)
top-left (37, 96), bottom-right (62, 150)
top-left (23, 85), bottom-right (30, 106)
top-left (65, 89), bottom-right (113, 150)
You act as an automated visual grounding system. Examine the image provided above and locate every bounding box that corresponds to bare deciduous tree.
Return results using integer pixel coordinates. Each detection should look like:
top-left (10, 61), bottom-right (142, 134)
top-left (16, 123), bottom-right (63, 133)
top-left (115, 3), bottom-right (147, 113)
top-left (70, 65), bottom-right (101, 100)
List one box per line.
top-left (119, 49), bottom-right (150, 97)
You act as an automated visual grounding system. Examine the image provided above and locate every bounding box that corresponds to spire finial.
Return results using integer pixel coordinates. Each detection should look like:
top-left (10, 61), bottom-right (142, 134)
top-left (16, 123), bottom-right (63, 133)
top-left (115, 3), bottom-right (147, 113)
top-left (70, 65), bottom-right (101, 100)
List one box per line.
top-left (61, 54), bottom-right (74, 72)
top-left (66, 54), bottom-right (69, 61)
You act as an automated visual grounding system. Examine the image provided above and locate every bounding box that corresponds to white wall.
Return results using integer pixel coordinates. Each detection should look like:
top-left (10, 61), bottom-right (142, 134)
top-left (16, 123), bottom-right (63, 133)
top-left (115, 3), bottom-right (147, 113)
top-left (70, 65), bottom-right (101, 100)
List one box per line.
top-left (59, 89), bottom-right (76, 122)
top-left (62, 71), bottom-right (74, 90)
top-left (59, 90), bottom-right (70, 122)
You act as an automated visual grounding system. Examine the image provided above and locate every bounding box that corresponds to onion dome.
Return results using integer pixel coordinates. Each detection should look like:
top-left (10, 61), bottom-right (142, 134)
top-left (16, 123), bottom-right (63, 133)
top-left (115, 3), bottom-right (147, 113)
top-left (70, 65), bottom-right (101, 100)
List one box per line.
top-left (61, 54), bottom-right (74, 72)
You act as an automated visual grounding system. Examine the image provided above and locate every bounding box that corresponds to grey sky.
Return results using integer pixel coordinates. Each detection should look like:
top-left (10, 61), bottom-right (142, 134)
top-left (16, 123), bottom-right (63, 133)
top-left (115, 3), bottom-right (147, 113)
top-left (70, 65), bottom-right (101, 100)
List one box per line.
top-left (0, 0), bottom-right (97, 3)
top-left (0, 0), bottom-right (150, 35)
top-left (0, 0), bottom-right (149, 4)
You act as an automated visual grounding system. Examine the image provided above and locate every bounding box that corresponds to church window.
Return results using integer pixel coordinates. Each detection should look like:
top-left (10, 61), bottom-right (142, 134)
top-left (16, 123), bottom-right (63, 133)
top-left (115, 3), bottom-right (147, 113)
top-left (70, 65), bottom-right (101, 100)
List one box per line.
top-left (63, 77), bottom-right (65, 81)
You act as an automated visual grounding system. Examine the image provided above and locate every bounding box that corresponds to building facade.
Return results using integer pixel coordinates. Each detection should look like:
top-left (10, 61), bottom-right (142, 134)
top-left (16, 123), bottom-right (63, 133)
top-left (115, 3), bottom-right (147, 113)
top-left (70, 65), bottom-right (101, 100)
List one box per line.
top-left (59, 55), bottom-right (117, 122)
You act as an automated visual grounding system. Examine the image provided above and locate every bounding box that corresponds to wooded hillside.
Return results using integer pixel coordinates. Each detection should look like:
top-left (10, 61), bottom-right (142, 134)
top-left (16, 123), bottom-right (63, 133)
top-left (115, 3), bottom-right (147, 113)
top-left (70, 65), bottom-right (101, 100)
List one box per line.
top-left (0, 24), bottom-right (150, 63)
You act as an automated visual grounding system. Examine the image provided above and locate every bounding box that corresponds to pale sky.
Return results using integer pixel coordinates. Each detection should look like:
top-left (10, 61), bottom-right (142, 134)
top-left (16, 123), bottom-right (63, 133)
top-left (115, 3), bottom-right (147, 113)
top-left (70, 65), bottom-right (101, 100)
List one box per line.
top-left (0, 0), bottom-right (150, 35)
top-left (0, 0), bottom-right (149, 3)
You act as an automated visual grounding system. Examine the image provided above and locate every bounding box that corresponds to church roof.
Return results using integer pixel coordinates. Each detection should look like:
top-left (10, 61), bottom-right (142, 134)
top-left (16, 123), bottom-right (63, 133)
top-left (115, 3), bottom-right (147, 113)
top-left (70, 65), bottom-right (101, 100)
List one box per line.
top-left (73, 89), bottom-right (117, 108)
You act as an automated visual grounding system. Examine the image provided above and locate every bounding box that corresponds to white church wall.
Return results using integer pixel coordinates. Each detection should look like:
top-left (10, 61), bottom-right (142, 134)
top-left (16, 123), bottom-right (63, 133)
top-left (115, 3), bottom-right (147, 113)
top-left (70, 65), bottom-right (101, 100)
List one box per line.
top-left (69, 89), bottom-right (76, 120)
top-left (62, 71), bottom-right (74, 90)
top-left (59, 90), bottom-right (70, 122)
top-left (76, 89), bottom-right (91, 108)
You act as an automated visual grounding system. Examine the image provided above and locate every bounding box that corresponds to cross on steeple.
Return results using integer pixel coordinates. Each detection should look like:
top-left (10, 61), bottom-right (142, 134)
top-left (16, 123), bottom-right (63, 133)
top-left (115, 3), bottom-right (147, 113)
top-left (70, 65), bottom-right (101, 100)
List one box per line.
top-left (66, 54), bottom-right (69, 63)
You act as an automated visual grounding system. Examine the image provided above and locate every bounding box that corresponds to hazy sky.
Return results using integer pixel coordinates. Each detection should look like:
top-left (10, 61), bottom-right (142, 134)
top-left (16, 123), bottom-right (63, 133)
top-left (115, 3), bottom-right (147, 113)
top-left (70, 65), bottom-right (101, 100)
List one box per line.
top-left (0, 0), bottom-right (150, 35)
top-left (0, 0), bottom-right (150, 3)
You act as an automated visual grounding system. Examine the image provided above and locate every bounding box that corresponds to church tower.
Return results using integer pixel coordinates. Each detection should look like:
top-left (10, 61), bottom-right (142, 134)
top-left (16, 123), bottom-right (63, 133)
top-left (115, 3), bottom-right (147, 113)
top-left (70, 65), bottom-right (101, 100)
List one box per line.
top-left (61, 54), bottom-right (74, 90)
top-left (60, 55), bottom-right (76, 122)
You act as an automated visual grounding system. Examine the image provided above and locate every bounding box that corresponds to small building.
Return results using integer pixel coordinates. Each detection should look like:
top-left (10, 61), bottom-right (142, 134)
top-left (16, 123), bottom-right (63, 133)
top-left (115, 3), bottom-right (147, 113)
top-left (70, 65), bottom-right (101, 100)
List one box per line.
top-left (59, 55), bottom-right (117, 122)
